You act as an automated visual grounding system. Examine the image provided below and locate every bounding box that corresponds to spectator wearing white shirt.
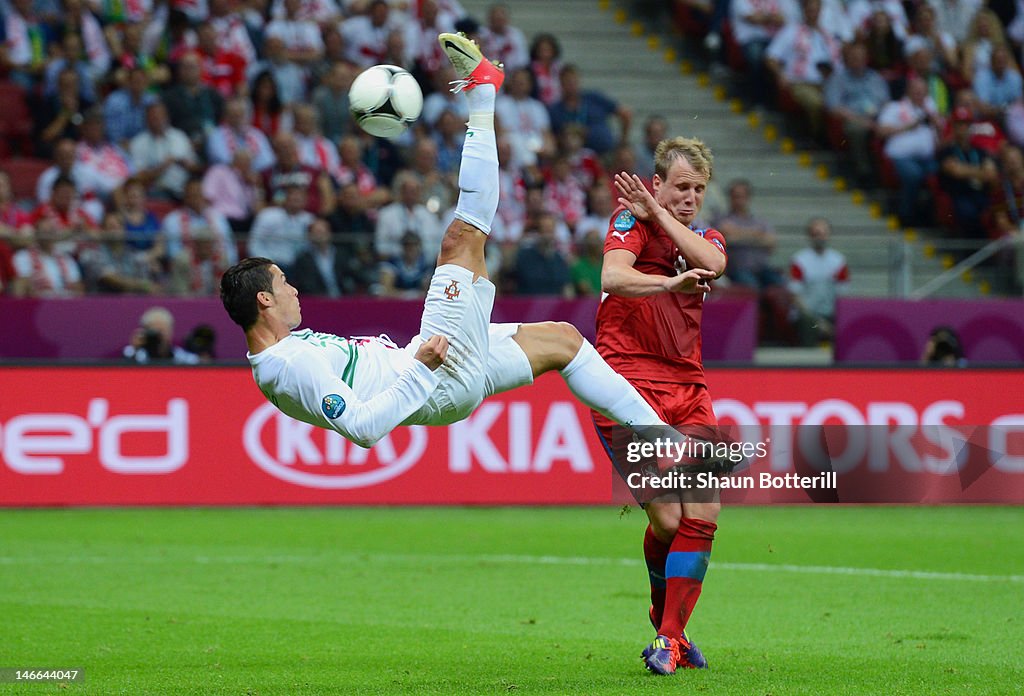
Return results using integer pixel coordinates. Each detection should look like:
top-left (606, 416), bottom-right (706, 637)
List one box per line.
top-left (10, 221), bottom-right (84, 298)
top-left (789, 217), bottom-right (849, 343)
top-left (405, 0), bottom-right (457, 81)
top-left (76, 108), bottom-right (133, 200)
top-left (909, 3), bottom-right (959, 77)
top-left (495, 68), bottom-right (555, 168)
top-left (269, 0), bottom-right (340, 22)
top-left (729, 0), bottom-right (800, 105)
top-left (37, 138), bottom-right (101, 206)
top-left (293, 104), bottom-right (341, 176)
top-left (340, 0), bottom-right (395, 67)
top-left (265, 0), bottom-right (325, 65)
top-left (208, 0), bottom-right (257, 66)
top-left (159, 177), bottom-right (237, 264)
top-left (2, 0), bottom-right (50, 88)
top-left (130, 102), bottom-right (200, 200)
top-left (421, 65), bottom-right (470, 128)
top-left (248, 184), bottom-right (314, 270)
top-left (928, 0), bottom-right (982, 43)
top-left (206, 97), bottom-right (276, 172)
top-left (480, 3), bottom-right (529, 72)
top-left (876, 77), bottom-right (940, 224)
top-left (766, 0), bottom-right (837, 141)
top-left (374, 171), bottom-right (443, 260)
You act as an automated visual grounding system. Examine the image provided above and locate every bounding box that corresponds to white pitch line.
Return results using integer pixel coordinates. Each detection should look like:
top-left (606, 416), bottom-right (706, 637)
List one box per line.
top-left (0, 551), bottom-right (1021, 583)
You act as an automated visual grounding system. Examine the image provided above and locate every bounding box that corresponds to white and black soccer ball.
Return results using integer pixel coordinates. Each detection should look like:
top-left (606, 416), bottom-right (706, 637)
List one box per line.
top-left (348, 64), bottom-right (423, 139)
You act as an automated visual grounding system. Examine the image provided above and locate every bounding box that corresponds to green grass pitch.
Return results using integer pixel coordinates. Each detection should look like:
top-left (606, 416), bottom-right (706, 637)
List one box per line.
top-left (1, 506), bottom-right (1021, 695)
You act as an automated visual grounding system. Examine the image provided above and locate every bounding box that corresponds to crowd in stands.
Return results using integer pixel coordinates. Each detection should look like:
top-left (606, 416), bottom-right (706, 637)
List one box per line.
top-left (0, 0), bottom-right (868, 350)
top-left (0, 0), bottom-right (650, 302)
top-left (677, 0), bottom-right (1024, 252)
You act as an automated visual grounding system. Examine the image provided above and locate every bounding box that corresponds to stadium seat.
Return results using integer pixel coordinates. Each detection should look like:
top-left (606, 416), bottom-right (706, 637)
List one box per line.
top-left (147, 198), bottom-right (178, 221)
top-left (0, 81), bottom-right (36, 157)
top-left (0, 157), bottom-right (50, 202)
top-left (825, 111), bottom-right (848, 151)
top-left (925, 174), bottom-right (956, 231)
top-left (869, 137), bottom-right (901, 191)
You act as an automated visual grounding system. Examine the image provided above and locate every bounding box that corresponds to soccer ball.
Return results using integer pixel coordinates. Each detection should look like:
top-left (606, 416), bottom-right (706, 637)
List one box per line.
top-left (349, 65), bottom-right (423, 139)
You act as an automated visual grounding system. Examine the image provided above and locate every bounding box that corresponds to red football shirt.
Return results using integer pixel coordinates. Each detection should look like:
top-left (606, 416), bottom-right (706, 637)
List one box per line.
top-left (595, 206), bottom-right (727, 386)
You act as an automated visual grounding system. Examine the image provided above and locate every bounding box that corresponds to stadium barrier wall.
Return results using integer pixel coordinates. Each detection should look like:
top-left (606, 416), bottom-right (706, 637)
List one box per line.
top-left (834, 298), bottom-right (1024, 363)
top-left (0, 295), bottom-right (757, 361)
top-left (1, 367), bottom-right (1022, 506)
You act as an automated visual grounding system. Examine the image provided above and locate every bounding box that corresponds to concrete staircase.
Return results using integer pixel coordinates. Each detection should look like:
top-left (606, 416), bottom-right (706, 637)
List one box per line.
top-left (459, 0), bottom-right (982, 297)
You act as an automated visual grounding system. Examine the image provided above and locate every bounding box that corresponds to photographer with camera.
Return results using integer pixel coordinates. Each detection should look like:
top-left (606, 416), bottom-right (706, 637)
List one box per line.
top-left (122, 306), bottom-right (201, 364)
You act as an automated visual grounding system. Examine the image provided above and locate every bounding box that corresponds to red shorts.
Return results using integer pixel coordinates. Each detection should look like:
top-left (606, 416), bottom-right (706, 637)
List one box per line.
top-left (593, 381), bottom-right (719, 503)
top-left (592, 380), bottom-right (717, 464)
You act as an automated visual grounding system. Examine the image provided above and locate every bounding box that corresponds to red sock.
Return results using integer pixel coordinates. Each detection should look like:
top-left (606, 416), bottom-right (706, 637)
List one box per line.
top-left (643, 525), bottom-right (669, 628)
top-left (658, 517), bottom-right (717, 642)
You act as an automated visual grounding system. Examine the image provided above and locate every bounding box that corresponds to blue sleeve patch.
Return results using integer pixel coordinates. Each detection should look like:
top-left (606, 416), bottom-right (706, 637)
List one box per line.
top-left (613, 210), bottom-right (636, 232)
top-left (712, 238), bottom-right (725, 252)
top-left (321, 394), bottom-right (347, 419)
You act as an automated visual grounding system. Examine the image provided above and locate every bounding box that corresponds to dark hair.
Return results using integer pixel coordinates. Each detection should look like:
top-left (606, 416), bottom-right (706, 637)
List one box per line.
top-left (529, 33), bottom-right (561, 61)
top-left (926, 326), bottom-right (964, 364)
top-left (220, 257), bottom-right (275, 329)
top-left (251, 71), bottom-right (283, 114)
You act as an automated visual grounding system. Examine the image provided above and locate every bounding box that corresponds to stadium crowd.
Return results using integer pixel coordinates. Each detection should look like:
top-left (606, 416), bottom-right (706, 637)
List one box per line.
top-left (0, 0), bottom-right (896, 348)
top-left (677, 0), bottom-right (1024, 250)
top-left (0, 0), bottom-right (652, 302)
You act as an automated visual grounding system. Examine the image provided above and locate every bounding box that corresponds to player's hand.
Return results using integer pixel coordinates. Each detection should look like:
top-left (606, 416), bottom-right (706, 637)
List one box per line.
top-left (415, 334), bottom-right (449, 370)
top-left (664, 268), bottom-right (716, 294)
top-left (614, 172), bottom-right (662, 221)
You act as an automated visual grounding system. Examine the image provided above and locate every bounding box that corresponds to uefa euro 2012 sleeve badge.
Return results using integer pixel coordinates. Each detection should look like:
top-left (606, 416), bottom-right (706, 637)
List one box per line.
top-left (321, 394), bottom-right (347, 419)
top-left (613, 210), bottom-right (636, 232)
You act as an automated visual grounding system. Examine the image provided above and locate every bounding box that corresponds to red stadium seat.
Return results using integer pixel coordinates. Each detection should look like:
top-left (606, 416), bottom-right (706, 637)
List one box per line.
top-left (0, 157), bottom-right (50, 202)
top-left (870, 136), bottom-right (900, 191)
top-left (147, 198), bottom-right (177, 221)
top-left (926, 174), bottom-right (956, 231)
top-left (673, 0), bottom-right (710, 38)
top-left (722, 20), bottom-right (747, 72)
top-left (825, 110), bottom-right (848, 151)
top-left (0, 81), bottom-right (35, 157)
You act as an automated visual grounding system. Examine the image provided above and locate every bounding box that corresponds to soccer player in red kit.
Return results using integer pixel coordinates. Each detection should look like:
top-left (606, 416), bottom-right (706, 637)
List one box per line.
top-left (592, 136), bottom-right (727, 675)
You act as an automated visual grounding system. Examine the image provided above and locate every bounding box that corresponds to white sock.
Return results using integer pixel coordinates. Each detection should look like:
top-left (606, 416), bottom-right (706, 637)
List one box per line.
top-left (466, 84), bottom-right (496, 130)
top-left (560, 340), bottom-right (663, 428)
top-left (453, 106), bottom-right (498, 235)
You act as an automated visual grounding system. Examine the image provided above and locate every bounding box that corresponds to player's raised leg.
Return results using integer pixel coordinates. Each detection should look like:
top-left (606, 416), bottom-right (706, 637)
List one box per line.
top-left (435, 32), bottom-right (506, 279)
top-left (508, 321), bottom-right (674, 439)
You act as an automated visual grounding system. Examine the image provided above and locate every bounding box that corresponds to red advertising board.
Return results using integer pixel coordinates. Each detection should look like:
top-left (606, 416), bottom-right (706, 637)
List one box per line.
top-left (1, 367), bottom-right (1022, 505)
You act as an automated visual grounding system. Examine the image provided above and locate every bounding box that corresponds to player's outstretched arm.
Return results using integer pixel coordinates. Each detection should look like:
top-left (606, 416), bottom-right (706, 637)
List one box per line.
top-left (288, 345), bottom-right (447, 448)
top-left (614, 172), bottom-right (726, 277)
top-left (602, 249), bottom-right (715, 297)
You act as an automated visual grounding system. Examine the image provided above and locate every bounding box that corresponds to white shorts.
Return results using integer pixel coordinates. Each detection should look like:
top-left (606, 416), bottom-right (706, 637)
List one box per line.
top-left (408, 265), bottom-right (533, 426)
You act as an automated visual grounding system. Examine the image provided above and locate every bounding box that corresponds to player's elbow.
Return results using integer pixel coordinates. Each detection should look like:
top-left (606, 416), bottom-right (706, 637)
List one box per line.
top-left (707, 254), bottom-right (727, 278)
top-left (601, 265), bottom-right (623, 294)
top-left (344, 422), bottom-right (385, 450)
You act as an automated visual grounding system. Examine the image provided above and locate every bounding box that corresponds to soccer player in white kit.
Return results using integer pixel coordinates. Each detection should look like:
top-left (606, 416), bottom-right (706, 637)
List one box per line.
top-left (221, 33), bottom-right (710, 449)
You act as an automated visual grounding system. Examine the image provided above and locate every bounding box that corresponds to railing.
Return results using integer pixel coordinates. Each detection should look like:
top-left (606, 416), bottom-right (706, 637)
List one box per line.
top-left (907, 234), bottom-right (1024, 299)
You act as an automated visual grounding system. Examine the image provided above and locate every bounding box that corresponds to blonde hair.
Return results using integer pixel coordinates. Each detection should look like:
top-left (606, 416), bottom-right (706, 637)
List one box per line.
top-left (654, 136), bottom-right (713, 182)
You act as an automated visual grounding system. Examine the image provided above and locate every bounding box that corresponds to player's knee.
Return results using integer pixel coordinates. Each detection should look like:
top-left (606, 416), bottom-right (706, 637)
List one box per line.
top-left (647, 505), bottom-right (682, 540)
top-left (684, 502), bottom-right (721, 525)
top-left (438, 219), bottom-right (483, 262)
top-left (549, 321), bottom-right (583, 359)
